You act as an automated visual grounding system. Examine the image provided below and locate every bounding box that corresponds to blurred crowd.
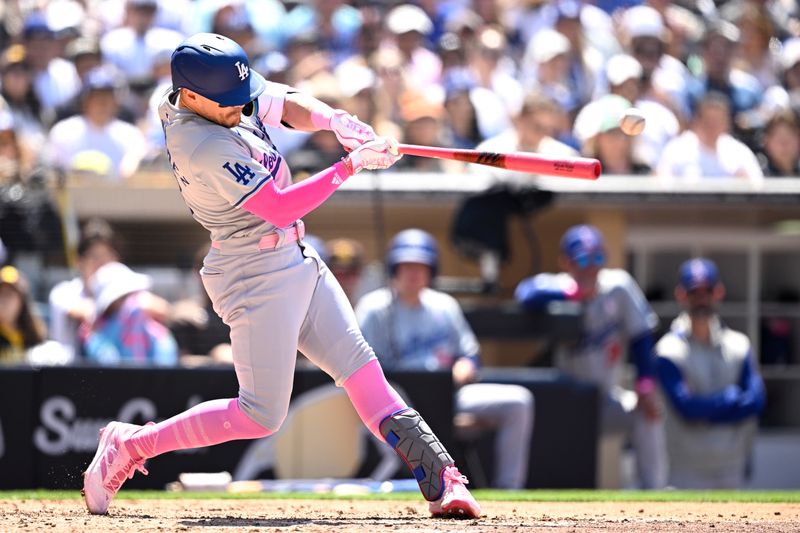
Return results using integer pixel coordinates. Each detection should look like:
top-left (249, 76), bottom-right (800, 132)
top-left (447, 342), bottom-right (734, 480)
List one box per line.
top-left (0, 0), bottom-right (798, 189)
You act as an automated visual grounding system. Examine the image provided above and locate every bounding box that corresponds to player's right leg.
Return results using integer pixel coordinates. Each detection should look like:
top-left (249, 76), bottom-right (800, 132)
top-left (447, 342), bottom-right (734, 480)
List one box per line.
top-left (83, 242), bottom-right (318, 514)
top-left (297, 254), bottom-right (480, 518)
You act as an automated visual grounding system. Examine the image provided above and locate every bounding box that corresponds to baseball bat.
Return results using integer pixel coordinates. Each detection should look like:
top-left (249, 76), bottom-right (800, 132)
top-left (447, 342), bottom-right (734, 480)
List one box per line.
top-left (397, 144), bottom-right (601, 180)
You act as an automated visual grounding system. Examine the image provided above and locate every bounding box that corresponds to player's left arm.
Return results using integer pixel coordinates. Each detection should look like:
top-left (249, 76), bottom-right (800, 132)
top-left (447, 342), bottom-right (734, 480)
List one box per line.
top-left (618, 272), bottom-right (661, 419)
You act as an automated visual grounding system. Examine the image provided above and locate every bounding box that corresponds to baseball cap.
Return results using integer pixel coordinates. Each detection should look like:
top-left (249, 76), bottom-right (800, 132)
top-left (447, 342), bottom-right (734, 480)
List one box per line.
top-left (622, 6), bottom-right (666, 41)
top-left (23, 12), bottom-right (55, 39)
top-left (529, 29), bottom-right (571, 64)
top-left (90, 262), bottom-right (152, 317)
top-left (560, 225), bottom-right (606, 268)
top-left (606, 54), bottom-right (643, 87)
top-left (678, 258), bottom-right (719, 291)
top-left (386, 4), bottom-right (433, 36)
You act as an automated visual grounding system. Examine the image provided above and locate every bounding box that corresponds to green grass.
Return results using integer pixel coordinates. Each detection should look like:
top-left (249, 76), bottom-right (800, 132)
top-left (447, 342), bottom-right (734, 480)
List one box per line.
top-left (2, 490), bottom-right (800, 503)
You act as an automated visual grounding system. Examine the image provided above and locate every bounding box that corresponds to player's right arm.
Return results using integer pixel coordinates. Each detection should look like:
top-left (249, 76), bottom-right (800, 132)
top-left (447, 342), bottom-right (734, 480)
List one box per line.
top-left (514, 273), bottom-right (579, 310)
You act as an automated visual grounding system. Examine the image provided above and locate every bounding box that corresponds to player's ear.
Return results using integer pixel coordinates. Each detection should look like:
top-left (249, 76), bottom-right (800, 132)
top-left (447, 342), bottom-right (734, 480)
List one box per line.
top-left (674, 286), bottom-right (687, 305)
top-left (712, 282), bottom-right (726, 302)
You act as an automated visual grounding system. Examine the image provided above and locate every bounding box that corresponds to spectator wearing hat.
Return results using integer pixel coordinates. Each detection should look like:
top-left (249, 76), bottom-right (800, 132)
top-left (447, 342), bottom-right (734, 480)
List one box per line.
top-left (514, 224), bottom-right (667, 489)
top-left (687, 20), bottom-right (762, 129)
top-left (48, 219), bottom-right (170, 360)
top-left (100, 0), bottom-right (184, 86)
top-left (522, 29), bottom-right (581, 115)
top-left (395, 93), bottom-right (452, 172)
top-left (47, 66), bottom-right (147, 180)
top-left (0, 265), bottom-right (47, 364)
top-left (656, 258), bottom-right (766, 489)
top-left (84, 261), bottom-right (178, 366)
top-left (756, 109), bottom-right (800, 177)
top-left (620, 5), bottom-right (692, 121)
top-left (384, 4), bottom-right (442, 92)
top-left (20, 12), bottom-right (81, 116)
top-left (0, 44), bottom-right (46, 147)
top-left (441, 69), bottom-right (483, 150)
top-left (656, 92), bottom-right (763, 184)
top-left (577, 54), bottom-right (679, 169)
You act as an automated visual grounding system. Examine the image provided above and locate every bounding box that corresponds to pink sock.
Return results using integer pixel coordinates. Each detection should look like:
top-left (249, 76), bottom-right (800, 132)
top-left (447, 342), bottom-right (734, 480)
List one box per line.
top-left (125, 398), bottom-right (272, 459)
top-left (343, 359), bottom-right (408, 441)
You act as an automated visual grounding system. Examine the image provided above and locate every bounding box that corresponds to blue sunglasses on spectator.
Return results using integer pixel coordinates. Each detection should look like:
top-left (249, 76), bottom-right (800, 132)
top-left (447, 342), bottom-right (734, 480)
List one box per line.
top-left (571, 251), bottom-right (606, 269)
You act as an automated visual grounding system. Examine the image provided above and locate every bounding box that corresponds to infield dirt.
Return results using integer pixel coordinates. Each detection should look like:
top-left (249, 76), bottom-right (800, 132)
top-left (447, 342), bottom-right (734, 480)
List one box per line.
top-left (2, 499), bottom-right (799, 532)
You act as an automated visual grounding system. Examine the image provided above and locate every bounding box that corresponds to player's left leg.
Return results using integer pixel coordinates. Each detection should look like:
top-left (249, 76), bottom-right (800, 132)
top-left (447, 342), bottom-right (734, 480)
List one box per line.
top-left (456, 383), bottom-right (534, 489)
top-left (296, 249), bottom-right (480, 518)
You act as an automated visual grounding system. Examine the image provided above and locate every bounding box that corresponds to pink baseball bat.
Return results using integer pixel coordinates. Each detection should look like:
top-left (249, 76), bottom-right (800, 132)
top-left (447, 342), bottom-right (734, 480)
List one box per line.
top-left (397, 144), bottom-right (601, 180)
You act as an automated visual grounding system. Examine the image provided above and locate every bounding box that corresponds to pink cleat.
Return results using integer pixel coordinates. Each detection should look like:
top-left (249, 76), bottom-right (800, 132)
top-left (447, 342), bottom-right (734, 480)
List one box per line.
top-left (428, 466), bottom-right (481, 519)
top-left (82, 421), bottom-right (149, 515)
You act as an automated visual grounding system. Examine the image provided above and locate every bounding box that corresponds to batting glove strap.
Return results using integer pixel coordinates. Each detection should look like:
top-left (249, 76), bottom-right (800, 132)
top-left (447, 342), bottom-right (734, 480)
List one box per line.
top-left (330, 109), bottom-right (377, 151)
top-left (379, 408), bottom-right (455, 501)
top-left (345, 137), bottom-right (402, 174)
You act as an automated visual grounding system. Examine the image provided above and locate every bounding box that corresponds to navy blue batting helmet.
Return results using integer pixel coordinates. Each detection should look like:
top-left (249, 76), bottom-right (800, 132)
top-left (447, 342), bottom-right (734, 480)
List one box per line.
top-left (171, 33), bottom-right (266, 107)
top-left (387, 229), bottom-right (439, 277)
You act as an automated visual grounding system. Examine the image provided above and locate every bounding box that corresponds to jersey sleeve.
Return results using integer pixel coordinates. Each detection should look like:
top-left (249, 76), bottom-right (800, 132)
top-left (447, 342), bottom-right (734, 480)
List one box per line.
top-left (189, 133), bottom-right (277, 208)
top-left (446, 296), bottom-right (480, 360)
top-left (254, 82), bottom-right (290, 128)
top-left (617, 271), bottom-right (659, 338)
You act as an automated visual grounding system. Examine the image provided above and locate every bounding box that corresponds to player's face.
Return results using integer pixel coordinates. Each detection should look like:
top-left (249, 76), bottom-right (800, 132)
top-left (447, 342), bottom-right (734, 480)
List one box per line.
top-left (182, 89), bottom-right (243, 128)
top-left (393, 262), bottom-right (432, 298)
top-left (676, 284), bottom-right (724, 317)
top-left (562, 250), bottom-right (604, 299)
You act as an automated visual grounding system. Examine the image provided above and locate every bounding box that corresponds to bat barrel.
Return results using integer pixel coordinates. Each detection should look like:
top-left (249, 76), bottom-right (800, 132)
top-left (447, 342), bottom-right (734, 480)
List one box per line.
top-left (397, 144), bottom-right (601, 180)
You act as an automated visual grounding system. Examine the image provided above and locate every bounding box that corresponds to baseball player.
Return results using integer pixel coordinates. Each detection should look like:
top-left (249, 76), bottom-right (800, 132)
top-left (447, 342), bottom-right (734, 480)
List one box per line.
top-left (356, 229), bottom-right (535, 489)
top-left (655, 258), bottom-right (765, 488)
top-left (514, 224), bottom-right (667, 489)
top-left (82, 33), bottom-right (480, 519)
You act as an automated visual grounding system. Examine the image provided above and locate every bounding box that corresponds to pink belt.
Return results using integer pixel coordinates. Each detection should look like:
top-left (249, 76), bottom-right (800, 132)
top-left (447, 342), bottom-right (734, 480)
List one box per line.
top-left (211, 220), bottom-right (305, 251)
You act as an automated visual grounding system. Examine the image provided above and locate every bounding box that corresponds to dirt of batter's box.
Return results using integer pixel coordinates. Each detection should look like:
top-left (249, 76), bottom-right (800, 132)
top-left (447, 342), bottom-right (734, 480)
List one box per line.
top-left (1, 499), bottom-right (798, 532)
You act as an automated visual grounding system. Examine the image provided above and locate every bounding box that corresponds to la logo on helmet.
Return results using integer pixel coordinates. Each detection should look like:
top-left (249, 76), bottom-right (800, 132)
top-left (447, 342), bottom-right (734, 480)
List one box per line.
top-left (235, 61), bottom-right (249, 81)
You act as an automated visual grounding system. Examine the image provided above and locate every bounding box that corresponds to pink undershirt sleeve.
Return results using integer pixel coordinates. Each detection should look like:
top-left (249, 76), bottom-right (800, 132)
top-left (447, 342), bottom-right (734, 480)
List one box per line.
top-left (241, 161), bottom-right (351, 228)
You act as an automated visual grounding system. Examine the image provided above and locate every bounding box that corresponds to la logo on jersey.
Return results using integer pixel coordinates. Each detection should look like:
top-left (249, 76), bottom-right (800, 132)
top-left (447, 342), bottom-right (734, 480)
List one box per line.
top-left (235, 61), bottom-right (249, 81)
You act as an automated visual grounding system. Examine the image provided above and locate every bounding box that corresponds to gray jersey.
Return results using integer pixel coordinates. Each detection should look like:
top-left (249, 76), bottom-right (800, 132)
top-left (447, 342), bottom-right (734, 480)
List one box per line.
top-left (556, 268), bottom-right (658, 392)
top-left (656, 314), bottom-right (757, 485)
top-left (355, 287), bottom-right (480, 371)
top-left (158, 83), bottom-right (292, 241)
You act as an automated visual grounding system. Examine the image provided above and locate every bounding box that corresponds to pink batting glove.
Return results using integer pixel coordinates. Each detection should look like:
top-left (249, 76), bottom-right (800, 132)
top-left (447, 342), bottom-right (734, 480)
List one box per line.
top-left (341, 137), bottom-right (403, 174)
top-left (330, 110), bottom-right (377, 151)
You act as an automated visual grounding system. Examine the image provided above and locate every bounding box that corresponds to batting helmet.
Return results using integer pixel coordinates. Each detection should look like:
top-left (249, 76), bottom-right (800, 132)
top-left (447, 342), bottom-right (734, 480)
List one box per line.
top-left (386, 229), bottom-right (439, 277)
top-left (171, 33), bottom-right (266, 107)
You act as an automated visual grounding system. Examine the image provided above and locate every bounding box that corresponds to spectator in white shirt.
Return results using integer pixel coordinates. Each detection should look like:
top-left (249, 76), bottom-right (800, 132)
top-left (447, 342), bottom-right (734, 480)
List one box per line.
top-left (47, 67), bottom-right (147, 180)
top-left (656, 92), bottom-right (764, 185)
